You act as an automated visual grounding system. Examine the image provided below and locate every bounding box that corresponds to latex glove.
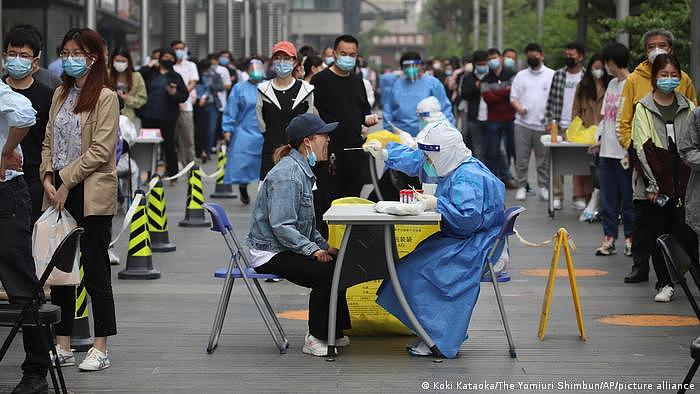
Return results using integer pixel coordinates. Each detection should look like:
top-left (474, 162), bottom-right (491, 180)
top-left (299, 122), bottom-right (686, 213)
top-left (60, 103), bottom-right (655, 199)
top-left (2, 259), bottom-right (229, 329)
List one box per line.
top-left (397, 130), bottom-right (417, 149)
top-left (362, 139), bottom-right (386, 161)
top-left (414, 191), bottom-right (437, 211)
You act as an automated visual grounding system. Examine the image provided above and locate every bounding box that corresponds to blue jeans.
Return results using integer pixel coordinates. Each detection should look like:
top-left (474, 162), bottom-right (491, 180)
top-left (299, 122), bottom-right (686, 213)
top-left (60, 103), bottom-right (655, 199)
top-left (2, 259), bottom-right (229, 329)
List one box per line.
top-left (0, 177), bottom-right (49, 376)
top-left (598, 157), bottom-right (634, 239)
top-left (468, 120), bottom-right (487, 162)
top-left (203, 104), bottom-right (219, 152)
top-left (485, 121), bottom-right (514, 179)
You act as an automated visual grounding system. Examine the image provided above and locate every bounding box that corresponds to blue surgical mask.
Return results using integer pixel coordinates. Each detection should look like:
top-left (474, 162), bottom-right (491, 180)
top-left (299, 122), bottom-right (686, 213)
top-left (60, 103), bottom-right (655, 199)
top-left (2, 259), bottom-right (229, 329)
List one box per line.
top-left (422, 160), bottom-right (438, 178)
top-left (504, 57), bottom-right (516, 69)
top-left (306, 146), bottom-right (317, 167)
top-left (175, 49), bottom-right (187, 60)
top-left (250, 69), bottom-right (264, 81)
top-left (6, 57), bottom-right (33, 79)
top-left (62, 56), bottom-right (89, 78)
top-left (335, 55), bottom-right (356, 72)
top-left (419, 118), bottom-right (428, 129)
top-left (656, 77), bottom-right (680, 94)
top-left (405, 66), bottom-right (419, 81)
top-left (324, 56), bottom-right (335, 66)
top-left (272, 60), bottom-right (294, 77)
top-left (475, 65), bottom-right (489, 75)
top-left (218, 57), bottom-right (230, 66)
top-left (488, 59), bottom-right (501, 70)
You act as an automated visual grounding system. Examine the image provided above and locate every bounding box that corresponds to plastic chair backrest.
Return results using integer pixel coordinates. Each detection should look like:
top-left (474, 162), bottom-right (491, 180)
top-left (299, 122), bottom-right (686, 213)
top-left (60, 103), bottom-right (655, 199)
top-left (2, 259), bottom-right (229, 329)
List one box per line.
top-left (203, 203), bottom-right (233, 234)
top-left (498, 206), bottom-right (526, 239)
top-left (37, 227), bottom-right (84, 287)
top-left (657, 234), bottom-right (699, 284)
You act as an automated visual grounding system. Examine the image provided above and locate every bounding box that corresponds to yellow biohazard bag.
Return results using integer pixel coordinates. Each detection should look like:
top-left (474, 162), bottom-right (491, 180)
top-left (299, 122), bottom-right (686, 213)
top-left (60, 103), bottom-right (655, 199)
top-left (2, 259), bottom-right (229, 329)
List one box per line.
top-left (566, 116), bottom-right (597, 144)
top-left (328, 197), bottom-right (440, 336)
top-left (364, 130), bottom-right (401, 148)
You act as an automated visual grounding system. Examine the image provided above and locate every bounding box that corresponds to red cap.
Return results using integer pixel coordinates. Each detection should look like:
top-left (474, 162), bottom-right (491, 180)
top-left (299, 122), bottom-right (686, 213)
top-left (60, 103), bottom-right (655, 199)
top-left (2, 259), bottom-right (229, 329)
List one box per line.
top-left (271, 41), bottom-right (297, 58)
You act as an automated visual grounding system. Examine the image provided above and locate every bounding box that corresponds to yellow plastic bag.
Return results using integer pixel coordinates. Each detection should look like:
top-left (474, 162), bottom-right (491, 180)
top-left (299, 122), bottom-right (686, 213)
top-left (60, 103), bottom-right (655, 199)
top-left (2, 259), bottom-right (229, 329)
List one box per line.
top-left (328, 197), bottom-right (440, 336)
top-left (365, 130), bottom-right (401, 148)
top-left (566, 116), bottom-right (597, 144)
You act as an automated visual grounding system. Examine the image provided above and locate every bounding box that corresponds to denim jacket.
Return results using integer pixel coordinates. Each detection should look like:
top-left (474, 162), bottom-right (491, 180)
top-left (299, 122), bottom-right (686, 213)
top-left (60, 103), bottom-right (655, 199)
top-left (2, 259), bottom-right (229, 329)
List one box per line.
top-left (247, 149), bottom-right (329, 255)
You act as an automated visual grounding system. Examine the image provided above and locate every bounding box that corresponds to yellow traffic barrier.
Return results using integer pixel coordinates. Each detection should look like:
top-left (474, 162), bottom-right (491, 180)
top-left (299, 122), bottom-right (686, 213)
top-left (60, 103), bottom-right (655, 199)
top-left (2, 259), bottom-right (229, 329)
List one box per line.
top-left (179, 165), bottom-right (211, 227)
top-left (119, 190), bottom-right (161, 279)
top-left (148, 176), bottom-right (176, 252)
top-left (210, 145), bottom-right (236, 199)
top-left (538, 228), bottom-right (586, 341)
top-left (70, 260), bottom-right (93, 351)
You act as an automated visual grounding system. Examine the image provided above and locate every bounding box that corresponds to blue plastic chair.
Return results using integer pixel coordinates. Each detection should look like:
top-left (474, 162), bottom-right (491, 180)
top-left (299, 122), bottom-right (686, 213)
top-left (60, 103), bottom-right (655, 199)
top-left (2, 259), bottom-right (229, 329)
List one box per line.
top-left (479, 206), bottom-right (525, 359)
top-left (202, 203), bottom-right (289, 354)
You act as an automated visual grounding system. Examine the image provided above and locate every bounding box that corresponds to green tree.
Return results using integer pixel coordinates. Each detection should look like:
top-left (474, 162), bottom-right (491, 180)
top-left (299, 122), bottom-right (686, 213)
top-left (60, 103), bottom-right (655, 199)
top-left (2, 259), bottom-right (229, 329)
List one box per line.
top-left (358, 17), bottom-right (391, 59)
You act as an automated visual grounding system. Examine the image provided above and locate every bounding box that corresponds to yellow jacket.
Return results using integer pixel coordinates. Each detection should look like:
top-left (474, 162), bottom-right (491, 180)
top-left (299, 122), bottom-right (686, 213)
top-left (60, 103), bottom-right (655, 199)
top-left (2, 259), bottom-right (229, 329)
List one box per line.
top-left (618, 60), bottom-right (697, 149)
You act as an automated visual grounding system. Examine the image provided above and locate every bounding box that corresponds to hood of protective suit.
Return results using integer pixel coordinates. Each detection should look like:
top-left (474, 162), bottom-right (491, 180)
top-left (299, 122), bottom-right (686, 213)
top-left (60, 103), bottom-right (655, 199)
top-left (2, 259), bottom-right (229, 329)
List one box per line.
top-left (416, 96), bottom-right (445, 123)
top-left (416, 122), bottom-right (472, 177)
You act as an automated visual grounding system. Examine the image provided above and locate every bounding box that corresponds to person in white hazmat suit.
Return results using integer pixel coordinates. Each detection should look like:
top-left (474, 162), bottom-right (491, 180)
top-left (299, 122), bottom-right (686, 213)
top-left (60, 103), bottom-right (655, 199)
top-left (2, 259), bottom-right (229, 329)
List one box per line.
top-left (363, 111), bottom-right (505, 358)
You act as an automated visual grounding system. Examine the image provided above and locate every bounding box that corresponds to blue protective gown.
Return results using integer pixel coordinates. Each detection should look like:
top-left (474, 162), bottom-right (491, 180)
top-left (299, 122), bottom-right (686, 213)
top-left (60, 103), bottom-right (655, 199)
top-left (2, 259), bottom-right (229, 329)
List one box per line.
top-left (382, 75), bottom-right (455, 137)
top-left (222, 80), bottom-right (263, 185)
top-left (376, 142), bottom-right (505, 358)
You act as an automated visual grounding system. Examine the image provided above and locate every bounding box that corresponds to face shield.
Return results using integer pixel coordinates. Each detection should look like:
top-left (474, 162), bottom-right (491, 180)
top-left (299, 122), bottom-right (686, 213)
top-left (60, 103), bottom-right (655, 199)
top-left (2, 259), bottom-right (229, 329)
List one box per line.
top-left (402, 59), bottom-right (422, 82)
top-left (416, 96), bottom-right (444, 130)
top-left (416, 122), bottom-right (472, 177)
top-left (248, 59), bottom-right (265, 82)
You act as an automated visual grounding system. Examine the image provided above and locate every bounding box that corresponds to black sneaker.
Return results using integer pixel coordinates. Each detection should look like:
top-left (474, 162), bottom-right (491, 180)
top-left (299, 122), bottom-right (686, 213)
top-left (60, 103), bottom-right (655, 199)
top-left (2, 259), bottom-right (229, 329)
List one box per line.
top-left (624, 269), bottom-right (649, 283)
top-left (12, 374), bottom-right (48, 394)
top-left (239, 185), bottom-right (250, 205)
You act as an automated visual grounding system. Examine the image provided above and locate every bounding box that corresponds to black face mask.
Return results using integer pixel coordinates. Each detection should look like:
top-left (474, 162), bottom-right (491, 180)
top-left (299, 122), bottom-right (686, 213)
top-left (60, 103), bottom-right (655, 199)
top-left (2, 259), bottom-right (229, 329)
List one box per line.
top-left (564, 57), bottom-right (577, 68)
top-left (160, 59), bottom-right (175, 70)
top-left (527, 57), bottom-right (541, 68)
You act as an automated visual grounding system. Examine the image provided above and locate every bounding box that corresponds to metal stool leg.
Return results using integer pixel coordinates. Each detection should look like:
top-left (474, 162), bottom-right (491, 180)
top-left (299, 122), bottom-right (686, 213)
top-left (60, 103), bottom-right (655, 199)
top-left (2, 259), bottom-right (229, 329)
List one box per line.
top-left (206, 259), bottom-right (236, 354)
top-left (44, 324), bottom-right (67, 394)
top-left (679, 359), bottom-right (700, 394)
top-left (238, 265), bottom-right (287, 353)
top-left (489, 261), bottom-right (517, 358)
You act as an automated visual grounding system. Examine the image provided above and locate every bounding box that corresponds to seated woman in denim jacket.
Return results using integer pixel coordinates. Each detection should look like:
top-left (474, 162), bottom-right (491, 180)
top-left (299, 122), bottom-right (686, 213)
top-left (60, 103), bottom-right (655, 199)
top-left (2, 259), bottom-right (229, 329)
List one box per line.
top-left (247, 113), bottom-right (351, 356)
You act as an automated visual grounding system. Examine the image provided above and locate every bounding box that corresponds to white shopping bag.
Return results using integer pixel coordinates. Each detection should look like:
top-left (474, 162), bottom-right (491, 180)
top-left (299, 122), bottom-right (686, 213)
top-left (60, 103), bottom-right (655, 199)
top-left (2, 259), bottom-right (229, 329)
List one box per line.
top-left (32, 207), bottom-right (80, 286)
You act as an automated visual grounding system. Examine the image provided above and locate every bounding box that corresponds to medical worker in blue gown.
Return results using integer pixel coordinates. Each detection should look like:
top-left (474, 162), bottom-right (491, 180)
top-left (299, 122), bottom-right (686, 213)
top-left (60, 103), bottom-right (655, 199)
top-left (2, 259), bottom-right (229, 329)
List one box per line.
top-left (382, 51), bottom-right (455, 137)
top-left (222, 58), bottom-right (265, 205)
top-left (363, 114), bottom-right (505, 358)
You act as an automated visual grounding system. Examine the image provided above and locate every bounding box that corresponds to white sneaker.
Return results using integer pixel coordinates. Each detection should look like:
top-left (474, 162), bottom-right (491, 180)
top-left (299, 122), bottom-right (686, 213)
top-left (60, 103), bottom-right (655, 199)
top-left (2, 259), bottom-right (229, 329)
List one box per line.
top-left (335, 335), bottom-right (350, 347)
top-left (654, 285), bottom-right (675, 302)
top-left (572, 199), bottom-right (587, 210)
top-left (49, 346), bottom-right (75, 367)
top-left (515, 187), bottom-right (527, 201)
top-left (539, 187), bottom-right (549, 201)
top-left (302, 333), bottom-right (336, 356)
top-left (78, 347), bottom-right (110, 371)
top-left (553, 199), bottom-right (562, 210)
top-left (406, 339), bottom-right (432, 356)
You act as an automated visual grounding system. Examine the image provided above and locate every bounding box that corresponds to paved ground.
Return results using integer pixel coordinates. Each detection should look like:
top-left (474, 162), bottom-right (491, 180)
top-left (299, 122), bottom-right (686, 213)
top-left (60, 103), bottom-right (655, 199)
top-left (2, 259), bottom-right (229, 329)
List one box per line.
top-left (2, 159), bottom-right (699, 394)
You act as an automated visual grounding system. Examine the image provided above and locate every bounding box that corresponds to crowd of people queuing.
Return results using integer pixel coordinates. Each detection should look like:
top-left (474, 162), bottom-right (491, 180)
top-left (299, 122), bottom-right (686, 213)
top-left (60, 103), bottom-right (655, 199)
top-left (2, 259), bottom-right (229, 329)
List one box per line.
top-left (1, 21), bottom-right (700, 393)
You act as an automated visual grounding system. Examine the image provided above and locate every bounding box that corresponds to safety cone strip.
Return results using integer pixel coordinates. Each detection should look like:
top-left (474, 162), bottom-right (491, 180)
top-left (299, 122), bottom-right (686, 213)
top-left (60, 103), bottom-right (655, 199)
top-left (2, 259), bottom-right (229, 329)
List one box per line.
top-left (187, 167), bottom-right (205, 209)
top-left (148, 184), bottom-right (168, 232)
top-left (216, 150), bottom-right (226, 185)
top-left (128, 201), bottom-right (152, 257)
top-left (75, 262), bottom-right (88, 319)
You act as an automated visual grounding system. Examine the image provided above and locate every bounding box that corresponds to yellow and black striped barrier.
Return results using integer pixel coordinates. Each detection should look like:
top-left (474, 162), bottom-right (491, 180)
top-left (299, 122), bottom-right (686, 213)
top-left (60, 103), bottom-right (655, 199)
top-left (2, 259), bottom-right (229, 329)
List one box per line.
top-left (210, 145), bottom-right (236, 199)
top-left (148, 176), bottom-right (176, 252)
top-left (179, 164), bottom-right (211, 227)
top-left (71, 260), bottom-right (94, 351)
top-left (119, 190), bottom-right (161, 279)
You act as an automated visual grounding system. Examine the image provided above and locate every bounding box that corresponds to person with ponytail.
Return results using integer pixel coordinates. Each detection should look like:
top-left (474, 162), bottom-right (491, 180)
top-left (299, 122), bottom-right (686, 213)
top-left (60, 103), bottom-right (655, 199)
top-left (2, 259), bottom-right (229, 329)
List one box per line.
top-left (247, 113), bottom-right (351, 357)
top-left (40, 28), bottom-right (119, 372)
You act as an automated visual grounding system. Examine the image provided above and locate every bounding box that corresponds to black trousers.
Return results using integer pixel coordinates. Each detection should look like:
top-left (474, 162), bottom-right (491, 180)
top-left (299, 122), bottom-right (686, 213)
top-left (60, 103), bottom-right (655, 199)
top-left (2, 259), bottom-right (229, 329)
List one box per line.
top-left (142, 117), bottom-right (178, 177)
top-left (23, 166), bottom-right (43, 225)
top-left (255, 251), bottom-right (351, 340)
top-left (631, 199), bottom-right (699, 289)
top-left (51, 176), bottom-right (117, 337)
top-left (0, 177), bottom-right (49, 376)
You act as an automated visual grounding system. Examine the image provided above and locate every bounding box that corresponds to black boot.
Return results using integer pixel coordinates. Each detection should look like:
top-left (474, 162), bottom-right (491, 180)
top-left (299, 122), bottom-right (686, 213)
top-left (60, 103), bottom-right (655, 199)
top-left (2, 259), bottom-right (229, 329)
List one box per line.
top-left (239, 184), bottom-right (250, 205)
top-left (624, 268), bottom-right (649, 283)
top-left (12, 374), bottom-right (48, 394)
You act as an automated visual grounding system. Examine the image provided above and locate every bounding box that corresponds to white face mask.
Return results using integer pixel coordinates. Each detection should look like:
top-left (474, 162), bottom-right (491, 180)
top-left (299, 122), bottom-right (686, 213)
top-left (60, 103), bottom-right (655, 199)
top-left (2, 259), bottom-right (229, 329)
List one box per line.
top-left (647, 47), bottom-right (668, 64)
top-left (591, 69), bottom-right (604, 79)
top-left (113, 61), bottom-right (128, 73)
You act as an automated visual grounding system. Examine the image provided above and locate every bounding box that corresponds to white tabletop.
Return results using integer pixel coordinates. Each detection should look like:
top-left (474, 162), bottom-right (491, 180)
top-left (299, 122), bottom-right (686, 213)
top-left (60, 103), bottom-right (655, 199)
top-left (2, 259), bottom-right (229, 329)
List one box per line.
top-left (542, 141), bottom-right (591, 148)
top-left (323, 204), bottom-right (441, 225)
top-left (134, 137), bottom-right (164, 144)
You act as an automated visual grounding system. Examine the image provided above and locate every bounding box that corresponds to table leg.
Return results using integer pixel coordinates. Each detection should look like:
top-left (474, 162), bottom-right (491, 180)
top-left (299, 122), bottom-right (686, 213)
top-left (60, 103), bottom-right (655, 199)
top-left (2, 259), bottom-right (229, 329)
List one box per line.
top-left (383, 225), bottom-right (441, 357)
top-left (326, 224), bottom-right (352, 361)
top-left (368, 155), bottom-right (383, 201)
top-left (549, 151), bottom-right (554, 218)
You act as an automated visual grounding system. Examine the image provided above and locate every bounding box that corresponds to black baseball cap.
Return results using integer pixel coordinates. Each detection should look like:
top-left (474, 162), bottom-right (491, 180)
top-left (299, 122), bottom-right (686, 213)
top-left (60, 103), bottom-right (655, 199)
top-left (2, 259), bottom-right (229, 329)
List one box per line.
top-left (285, 113), bottom-right (338, 142)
